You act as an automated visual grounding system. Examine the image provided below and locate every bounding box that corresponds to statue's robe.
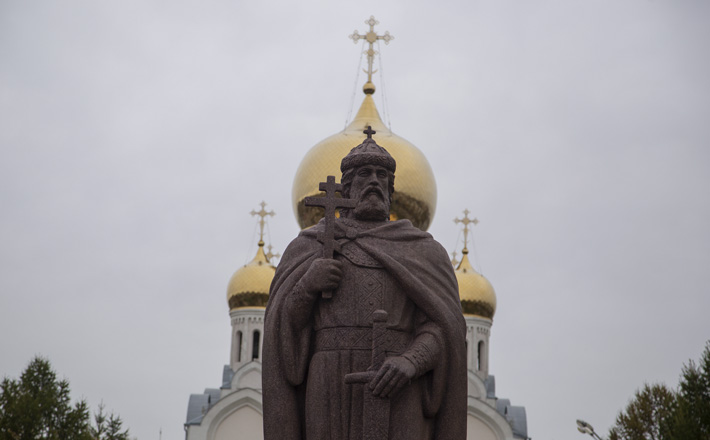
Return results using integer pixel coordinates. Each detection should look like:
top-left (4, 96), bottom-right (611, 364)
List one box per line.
top-left (263, 218), bottom-right (467, 440)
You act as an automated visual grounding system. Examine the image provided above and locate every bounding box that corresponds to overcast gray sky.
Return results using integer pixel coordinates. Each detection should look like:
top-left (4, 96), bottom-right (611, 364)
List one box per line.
top-left (1, 1), bottom-right (708, 439)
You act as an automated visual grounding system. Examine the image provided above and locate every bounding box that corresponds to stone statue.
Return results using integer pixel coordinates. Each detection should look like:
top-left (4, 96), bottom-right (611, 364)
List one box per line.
top-left (263, 128), bottom-right (467, 440)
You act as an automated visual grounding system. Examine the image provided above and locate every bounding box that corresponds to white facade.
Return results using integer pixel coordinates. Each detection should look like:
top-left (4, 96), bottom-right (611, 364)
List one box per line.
top-left (185, 309), bottom-right (528, 440)
top-left (185, 307), bottom-right (266, 440)
top-left (466, 315), bottom-right (492, 379)
top-left (229, 308), bottom-right (265, 371)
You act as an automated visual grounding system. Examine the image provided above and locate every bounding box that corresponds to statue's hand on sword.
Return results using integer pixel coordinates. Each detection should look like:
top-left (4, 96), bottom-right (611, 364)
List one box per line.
top-left (369, 356), bottom-right (417, 398)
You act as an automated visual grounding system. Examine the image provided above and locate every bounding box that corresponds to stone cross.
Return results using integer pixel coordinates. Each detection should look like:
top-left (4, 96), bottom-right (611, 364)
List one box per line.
top-left (454, 209), bottom-right (478, 253)
top-left (304, 176), bottom-right (357, 298)
top-left (349, 16), bottom-right (394, 84)
top-left (363, 125), bottom-right (376, 139)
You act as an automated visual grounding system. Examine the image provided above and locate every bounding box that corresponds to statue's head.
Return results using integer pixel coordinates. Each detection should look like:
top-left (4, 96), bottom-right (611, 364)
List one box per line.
top-left (340, 129), bottom-right (396, 222)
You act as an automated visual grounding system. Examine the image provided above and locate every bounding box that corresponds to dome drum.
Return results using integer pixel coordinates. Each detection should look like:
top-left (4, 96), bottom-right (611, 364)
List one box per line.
top-left (228, 292), bottom-right (270, 309)
top-left (460, 300), bottom-right (495, 319)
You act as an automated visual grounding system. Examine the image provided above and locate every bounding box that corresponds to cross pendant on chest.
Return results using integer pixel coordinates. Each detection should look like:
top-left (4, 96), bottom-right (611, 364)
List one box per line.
top-left (304, 175), bottom-right (357, 298)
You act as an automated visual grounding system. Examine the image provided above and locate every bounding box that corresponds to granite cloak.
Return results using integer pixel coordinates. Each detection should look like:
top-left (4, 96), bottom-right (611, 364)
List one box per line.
top-left (262, 218), bottom-right (467, 440)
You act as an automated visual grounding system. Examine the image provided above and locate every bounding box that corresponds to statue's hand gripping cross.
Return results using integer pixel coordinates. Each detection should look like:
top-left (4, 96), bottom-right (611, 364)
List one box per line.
top-left (304, 175), bottom-right (357, 298)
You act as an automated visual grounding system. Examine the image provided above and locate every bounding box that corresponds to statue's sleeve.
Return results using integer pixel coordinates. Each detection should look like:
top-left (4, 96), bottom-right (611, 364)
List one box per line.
top-left (283, 279), bottom-right (319, 330)
top-left (263, 236), bottom-right (322, 440)
top-left (401, 311), bottom-right (443, 377)
top-left (264, 237), bottom-right (320, 387)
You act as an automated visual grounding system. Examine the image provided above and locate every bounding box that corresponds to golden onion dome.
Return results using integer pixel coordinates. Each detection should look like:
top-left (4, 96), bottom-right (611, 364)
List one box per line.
top-left (292, 93), bottom-right (437, 231)
top-left (227, 241), bottom-right (275, 310)
top-left (455, 251), bottom-right (497, 319)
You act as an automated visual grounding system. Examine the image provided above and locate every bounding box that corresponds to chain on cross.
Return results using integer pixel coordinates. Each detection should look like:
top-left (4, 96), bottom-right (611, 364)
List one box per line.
top-left (349, 16), bottom-right (394, 84)
top-left (251, 201), bottom-right (275, 245)
top-left (454, 209), bottom-right (479, 254)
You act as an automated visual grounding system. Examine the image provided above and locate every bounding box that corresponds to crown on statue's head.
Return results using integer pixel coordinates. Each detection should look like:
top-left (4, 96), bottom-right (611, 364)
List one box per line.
top-left (340, 126), bottom-right (396, 173)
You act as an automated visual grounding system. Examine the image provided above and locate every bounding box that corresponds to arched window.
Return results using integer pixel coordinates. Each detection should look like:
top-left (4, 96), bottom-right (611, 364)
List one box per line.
top-left (477, 340), bottom-right (485, 371)
top-left (252, 330), bottom-right (261, 360)
top-left (236, 331), bottom-right (243, 362)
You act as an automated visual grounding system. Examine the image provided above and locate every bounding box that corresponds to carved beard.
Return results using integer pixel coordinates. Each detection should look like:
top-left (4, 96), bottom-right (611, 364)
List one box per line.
top-left (352, 187), bottom-right (390, 222)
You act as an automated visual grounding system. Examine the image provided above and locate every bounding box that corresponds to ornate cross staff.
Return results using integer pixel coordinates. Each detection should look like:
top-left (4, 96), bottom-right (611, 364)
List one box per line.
top-left (304, 176), bottom-right (357, 298)
top-left (349, 16), bottom-right (394, 85)
top-left (345, 310), bottom-right (391, 440)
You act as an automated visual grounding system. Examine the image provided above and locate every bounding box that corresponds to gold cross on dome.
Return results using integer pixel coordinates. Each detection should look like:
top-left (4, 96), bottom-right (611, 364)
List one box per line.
top-left (454, 209), bottom-right (479, 254)
top-left (250, 201), bottom-right (275, 245)
top-left (349, 16), bottom-right (394, 85)
top-left (451, 250), bottom-right (460, 268)
top-left (266, 245), bottom-right (281, 263)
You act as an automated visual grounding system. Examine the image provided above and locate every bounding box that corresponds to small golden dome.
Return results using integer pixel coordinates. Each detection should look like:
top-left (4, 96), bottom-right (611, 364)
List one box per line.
top-left (227, 242), bottom-right (275, 310)
top-left (292, 94), bottom-right (437, 230)
top-left (456, 251), bottom-right (497, 319)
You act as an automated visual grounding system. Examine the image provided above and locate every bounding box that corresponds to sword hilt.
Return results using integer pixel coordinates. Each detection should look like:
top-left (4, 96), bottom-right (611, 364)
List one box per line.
top-left (344, 310), bottom-right (389, 385)
top-left (344, 311), bottom-right (391, 440)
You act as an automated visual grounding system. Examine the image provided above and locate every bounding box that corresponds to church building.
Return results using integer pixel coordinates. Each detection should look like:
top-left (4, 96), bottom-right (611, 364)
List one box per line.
top-left (184, 16), bottom-right (528, 440)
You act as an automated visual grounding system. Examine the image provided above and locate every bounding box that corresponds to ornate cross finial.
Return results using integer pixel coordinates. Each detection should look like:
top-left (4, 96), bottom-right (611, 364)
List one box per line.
top-left (364, 125), bottom-right (376, 139)
top-left (266, 244), bottom-right (281, 263)
top-left (250, 201), bottom-right (274, 246)
top-left (349, 16), bottom-right (394, 86)
top-left (451, 250), bottom-right (460, 268)
top-left (454, 209), bottom-right (479, 254)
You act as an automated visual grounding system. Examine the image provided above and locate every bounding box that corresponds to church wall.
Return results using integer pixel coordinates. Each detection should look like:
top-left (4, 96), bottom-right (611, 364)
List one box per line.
top-left (465, 315), bottom-right (492, 379)
top-left (230, 362), bottom-right (263, 391)
top-left (230, 308), bottom-right (265, 371)
top-left (467, 415), bottom-right (500, 440)
top-left (467, 371), bottom-right (488, 399)
top-left (214, 405), bottom-right (264, 440)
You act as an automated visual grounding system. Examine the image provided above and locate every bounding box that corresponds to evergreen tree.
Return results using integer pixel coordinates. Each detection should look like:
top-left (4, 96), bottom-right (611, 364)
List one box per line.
top-left (0, 357), bottom-right (131, 440)
top-left (673, 342), bottom-right (710, 440)
top-left (91, 403), bottom-right (130, 440)
top-left (608, 383), bottom-right (676, 440)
